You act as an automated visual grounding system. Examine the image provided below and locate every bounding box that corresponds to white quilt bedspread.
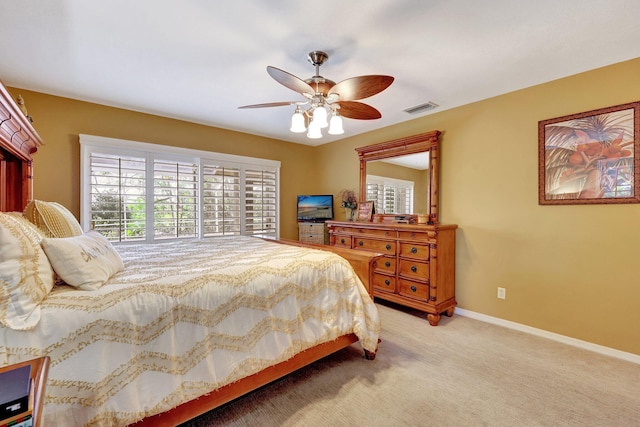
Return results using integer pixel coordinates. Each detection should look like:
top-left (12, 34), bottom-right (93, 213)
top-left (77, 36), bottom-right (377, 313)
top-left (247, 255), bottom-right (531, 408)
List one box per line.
top-left (0, 236), bottom-right (380, 426)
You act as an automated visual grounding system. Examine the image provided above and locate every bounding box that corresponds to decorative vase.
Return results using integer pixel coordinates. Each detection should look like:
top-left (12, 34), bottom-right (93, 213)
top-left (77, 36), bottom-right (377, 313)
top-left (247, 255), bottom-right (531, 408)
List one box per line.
top-left (344, 208), bottom-right (354, 221)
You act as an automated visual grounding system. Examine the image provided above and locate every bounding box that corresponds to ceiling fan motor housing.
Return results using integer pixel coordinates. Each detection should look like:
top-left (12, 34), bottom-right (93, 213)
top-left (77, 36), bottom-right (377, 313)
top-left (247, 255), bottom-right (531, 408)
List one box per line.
top-left (307, 51), bottom-right (328, 67)
top-left (305, 76), bottom-right (336, 97)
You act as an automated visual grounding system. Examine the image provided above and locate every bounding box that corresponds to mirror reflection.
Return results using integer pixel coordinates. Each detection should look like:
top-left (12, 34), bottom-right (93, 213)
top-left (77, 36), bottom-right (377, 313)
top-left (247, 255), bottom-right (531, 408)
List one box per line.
top-left (365, 153), bottom-right (430, 215)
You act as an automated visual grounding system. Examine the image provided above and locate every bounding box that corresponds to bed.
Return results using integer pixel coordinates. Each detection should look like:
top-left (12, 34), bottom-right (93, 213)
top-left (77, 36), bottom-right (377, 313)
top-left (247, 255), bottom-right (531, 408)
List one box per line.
top-left (0, 81), bottom-right (381, 426)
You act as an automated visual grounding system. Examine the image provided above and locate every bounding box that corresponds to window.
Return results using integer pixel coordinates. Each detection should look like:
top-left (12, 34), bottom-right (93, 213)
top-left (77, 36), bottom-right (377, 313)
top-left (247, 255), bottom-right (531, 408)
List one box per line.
top-left (202, 164), bottom-right (241, 236)
top-left (87, 152), bottom-right (146, 241)
top-left (80, 135), bottom-right (280, 242)
top-left (244, 168), bottom-right (277, 236)
top-left (366, 175), bottom-right (414, 214)
top-left (153, 159), bottom-right (199, 240)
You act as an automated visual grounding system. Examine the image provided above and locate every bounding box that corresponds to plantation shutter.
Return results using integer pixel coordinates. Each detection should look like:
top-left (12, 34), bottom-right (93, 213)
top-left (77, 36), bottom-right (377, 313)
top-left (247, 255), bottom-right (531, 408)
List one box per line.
top-left (153, 159), bottom-right (199, 239)
top-left (367, 182), bottom-right (384, 215)
top-left (366, 175), bottom-right (414, 214)
top-left (89, 152), bottom-right (146, 242)
top-left (202, 165), bottom-right (241, 236)
top-left (394, 185), bottom-right (412, 213)
top-left (244, 168), bottom-right (277, 237)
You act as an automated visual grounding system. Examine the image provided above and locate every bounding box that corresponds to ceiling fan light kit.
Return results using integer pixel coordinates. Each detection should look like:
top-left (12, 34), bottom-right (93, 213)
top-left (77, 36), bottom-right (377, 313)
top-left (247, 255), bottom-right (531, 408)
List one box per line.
top-left (240, 50), bottom-right (394, 139)
top-left (290, 107), bottom-right (306, 133)
top-left (328, 111), bottom-right (344, 135)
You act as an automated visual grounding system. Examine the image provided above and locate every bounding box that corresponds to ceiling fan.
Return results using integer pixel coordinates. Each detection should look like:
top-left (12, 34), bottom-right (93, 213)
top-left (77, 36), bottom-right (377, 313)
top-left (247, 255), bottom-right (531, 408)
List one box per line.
top-left (239, 51), bottom-right (394, 139)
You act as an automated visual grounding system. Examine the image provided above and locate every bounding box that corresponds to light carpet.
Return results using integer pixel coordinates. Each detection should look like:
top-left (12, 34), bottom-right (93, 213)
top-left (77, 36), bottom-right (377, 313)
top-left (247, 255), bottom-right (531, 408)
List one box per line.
top-left (182, 301), bottom-right (640, 426)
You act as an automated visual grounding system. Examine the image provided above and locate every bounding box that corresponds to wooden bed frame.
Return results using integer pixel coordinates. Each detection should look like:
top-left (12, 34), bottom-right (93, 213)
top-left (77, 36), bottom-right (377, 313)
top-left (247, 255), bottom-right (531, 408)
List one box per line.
top-left (0, 81), bottom-right (381, 426)
top-left (0, 82), bottom-right (42, 212)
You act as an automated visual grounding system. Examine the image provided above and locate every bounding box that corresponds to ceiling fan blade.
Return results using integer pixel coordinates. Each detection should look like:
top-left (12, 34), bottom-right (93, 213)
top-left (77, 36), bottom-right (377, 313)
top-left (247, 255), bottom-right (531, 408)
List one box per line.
top-left (238, 101), bottom-right (297, 109)
top-left (328, 75), bottom-right (394, 101)
top-left (267, 66), bottom-right (315, 97)
top-left (338, 101), bottom-right (382, 120)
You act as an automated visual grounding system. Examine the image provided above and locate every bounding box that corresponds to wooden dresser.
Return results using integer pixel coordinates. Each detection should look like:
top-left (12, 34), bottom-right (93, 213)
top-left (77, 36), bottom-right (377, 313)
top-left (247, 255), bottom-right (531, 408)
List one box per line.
top-left (327, 220), bottom-right (457, 326)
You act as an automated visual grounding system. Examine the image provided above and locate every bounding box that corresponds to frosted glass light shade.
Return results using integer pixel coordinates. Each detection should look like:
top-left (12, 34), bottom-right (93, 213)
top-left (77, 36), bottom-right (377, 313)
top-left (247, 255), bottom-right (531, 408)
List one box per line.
top-left (311, 106), bottom-right (328, 128)
top-left (290, 111), bottom-right (306, 133)
top-left (307, 121), bottom-right (322, 139)
top-left (328, 114), bottom-right (344, 135)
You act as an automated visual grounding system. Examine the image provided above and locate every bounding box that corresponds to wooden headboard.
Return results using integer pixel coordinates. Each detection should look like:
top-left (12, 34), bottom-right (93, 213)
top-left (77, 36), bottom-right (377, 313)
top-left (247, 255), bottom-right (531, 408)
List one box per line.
top-left (0, 81), bottom-right (43, 212)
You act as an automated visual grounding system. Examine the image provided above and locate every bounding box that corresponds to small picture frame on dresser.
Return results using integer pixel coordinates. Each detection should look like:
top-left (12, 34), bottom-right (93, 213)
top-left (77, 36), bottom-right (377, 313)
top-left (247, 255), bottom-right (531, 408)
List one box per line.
top-left (356, 201), bottom-right (375, 221)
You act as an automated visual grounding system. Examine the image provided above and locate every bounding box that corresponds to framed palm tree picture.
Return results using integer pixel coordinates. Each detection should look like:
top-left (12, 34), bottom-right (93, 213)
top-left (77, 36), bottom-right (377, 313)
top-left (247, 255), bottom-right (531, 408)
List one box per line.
top-left (538, 102), bottom-right (640, 205)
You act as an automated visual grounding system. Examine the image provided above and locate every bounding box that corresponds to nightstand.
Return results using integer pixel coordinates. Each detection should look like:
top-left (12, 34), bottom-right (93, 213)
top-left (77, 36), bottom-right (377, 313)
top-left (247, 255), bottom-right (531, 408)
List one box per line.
top-left (298, 222), bottom-right (328, 244)
top-left (0, 357), bottom-right (49, 427)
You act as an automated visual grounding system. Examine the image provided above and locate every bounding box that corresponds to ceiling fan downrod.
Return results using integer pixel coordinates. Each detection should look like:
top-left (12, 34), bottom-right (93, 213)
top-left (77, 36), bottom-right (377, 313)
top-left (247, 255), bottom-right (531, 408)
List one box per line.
top-left (307, 51), bottom-right (328, 77)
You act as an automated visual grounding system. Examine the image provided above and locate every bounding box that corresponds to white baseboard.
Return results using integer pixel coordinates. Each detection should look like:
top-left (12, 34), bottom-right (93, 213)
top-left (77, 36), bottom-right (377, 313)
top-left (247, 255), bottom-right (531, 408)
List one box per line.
top-left (455, 307), bottom-right (640, 365)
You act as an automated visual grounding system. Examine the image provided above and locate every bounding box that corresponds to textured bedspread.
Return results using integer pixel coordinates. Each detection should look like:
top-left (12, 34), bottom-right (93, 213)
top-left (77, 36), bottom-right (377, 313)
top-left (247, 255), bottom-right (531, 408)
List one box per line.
top-left (0, 236), bottom-right (380, 426)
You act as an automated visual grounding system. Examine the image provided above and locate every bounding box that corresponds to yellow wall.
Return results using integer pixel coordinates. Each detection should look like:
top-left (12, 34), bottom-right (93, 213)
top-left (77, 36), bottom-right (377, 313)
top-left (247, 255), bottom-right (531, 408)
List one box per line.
top-left (9, 56), bottom-right (640, 355)
top-left (317, 57), bottom-right (640, 356)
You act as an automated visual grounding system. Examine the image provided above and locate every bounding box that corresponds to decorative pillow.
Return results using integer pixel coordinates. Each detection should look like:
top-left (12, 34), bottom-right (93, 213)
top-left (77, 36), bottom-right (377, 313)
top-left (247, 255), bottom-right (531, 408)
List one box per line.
top-left (5, 211), bottom-right (47, 239)
top-left (23, 200), bottom-right (83, 238)
top-left (41, 231), bottom-right (124, 291)
top-left (0, 212), bottom-right (55, 330)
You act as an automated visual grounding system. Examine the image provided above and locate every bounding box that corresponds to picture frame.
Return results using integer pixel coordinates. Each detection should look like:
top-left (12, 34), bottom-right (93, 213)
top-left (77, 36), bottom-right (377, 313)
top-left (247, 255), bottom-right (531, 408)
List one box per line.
top-left (356, 201), bottom-right (375, 221)
top-left (538, 101), bottom-right (640, 205)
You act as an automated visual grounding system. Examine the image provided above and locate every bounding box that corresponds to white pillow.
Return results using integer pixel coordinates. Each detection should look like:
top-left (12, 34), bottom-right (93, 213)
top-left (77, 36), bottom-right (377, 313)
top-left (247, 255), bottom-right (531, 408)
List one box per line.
top-left (0, 212), bottom-right (55, 330)
top-left (41, 231), bottom-right (124, 291)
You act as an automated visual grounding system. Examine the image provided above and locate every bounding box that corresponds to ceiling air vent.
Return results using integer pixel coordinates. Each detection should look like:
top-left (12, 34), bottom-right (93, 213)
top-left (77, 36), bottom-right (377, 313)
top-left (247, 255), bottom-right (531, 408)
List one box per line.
top-left (403, 101), bottom-right (439, 115)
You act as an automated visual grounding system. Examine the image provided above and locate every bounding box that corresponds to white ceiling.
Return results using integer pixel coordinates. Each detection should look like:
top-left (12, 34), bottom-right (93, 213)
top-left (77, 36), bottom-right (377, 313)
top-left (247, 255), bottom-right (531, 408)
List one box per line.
top-left (1, 0), bottom-right (640, 147)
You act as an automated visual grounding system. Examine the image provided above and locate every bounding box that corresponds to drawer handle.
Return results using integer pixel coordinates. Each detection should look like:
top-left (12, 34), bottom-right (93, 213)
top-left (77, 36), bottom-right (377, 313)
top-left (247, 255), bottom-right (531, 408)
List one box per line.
top-left (385, 261), bottom-right (391, 267)
top-left (385, 279), bottom-right (390, 286)
top-left (411, 247), bottom-right (418, 254)
top-left (358, 240), bottom-right (364, 246)
top-left (411, 266), bottom-right (417, 273)
top-left (386, 244), bottom-right (392, 251)
top-left (410, 285), bottom-right (417, 292)
top-left (340, 238), bottom-right (345, 244)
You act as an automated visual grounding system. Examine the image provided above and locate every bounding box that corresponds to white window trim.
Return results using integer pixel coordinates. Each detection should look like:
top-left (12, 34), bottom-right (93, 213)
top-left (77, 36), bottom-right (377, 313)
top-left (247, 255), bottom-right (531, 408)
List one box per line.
top-left (79, 134), bottom-right (281, 240)
top-left (367, 174), bottom-right (414, 188)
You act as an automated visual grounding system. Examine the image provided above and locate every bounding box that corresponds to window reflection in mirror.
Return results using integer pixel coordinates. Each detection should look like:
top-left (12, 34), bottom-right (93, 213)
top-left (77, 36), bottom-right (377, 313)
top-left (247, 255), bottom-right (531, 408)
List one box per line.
top-left (365, 152), bottom-right (430, 215)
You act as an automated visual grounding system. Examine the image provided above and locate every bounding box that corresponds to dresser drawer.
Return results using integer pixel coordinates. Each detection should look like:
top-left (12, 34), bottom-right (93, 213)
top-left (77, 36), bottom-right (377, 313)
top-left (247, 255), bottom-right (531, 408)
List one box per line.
top-left (300, 234), bottom-right (324, 244)
top-left (332, 225), bottom-right (354, 234)
top-left (352, 227), bottom-right (395, 238)
top-left (398, 230), bottom-right (436, 241)
top-left (375, 256), bottom-right (396, 274)
top-left (332, 235), bottom-right (352, 247)
top-left (372, 273), bottom-right (396, 293)
top-left (399, 242), bottom-right (429, 260)
top-left (398, 279), bottom-right (429, 301)
top-left (354, 238), bottom-right (396, 255)
top-left (299, 222), bottom-right (325, 233)
top-left (398, 259), bottom-right (429, 281)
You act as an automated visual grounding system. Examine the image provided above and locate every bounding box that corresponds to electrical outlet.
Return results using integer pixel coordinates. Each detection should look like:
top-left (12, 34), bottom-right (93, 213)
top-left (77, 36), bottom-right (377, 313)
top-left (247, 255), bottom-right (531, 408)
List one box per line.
top-left (497, 287), bottom-right (506, 299)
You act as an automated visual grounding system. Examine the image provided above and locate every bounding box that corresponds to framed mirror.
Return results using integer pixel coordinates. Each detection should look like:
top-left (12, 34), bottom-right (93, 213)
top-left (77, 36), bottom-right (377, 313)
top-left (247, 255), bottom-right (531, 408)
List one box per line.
top-left (355, 130), bottom-right (440, 224)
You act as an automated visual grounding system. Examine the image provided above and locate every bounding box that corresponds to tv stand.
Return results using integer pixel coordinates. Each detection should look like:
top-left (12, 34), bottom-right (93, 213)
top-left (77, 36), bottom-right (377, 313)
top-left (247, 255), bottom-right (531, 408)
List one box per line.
top-left (298, 222), bottom-right (328, 245)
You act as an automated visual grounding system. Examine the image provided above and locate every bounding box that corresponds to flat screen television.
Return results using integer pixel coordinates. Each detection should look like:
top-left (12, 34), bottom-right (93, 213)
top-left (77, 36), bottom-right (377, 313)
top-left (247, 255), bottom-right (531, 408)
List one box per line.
top-left (297, 195), bottom-right (334, 222)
